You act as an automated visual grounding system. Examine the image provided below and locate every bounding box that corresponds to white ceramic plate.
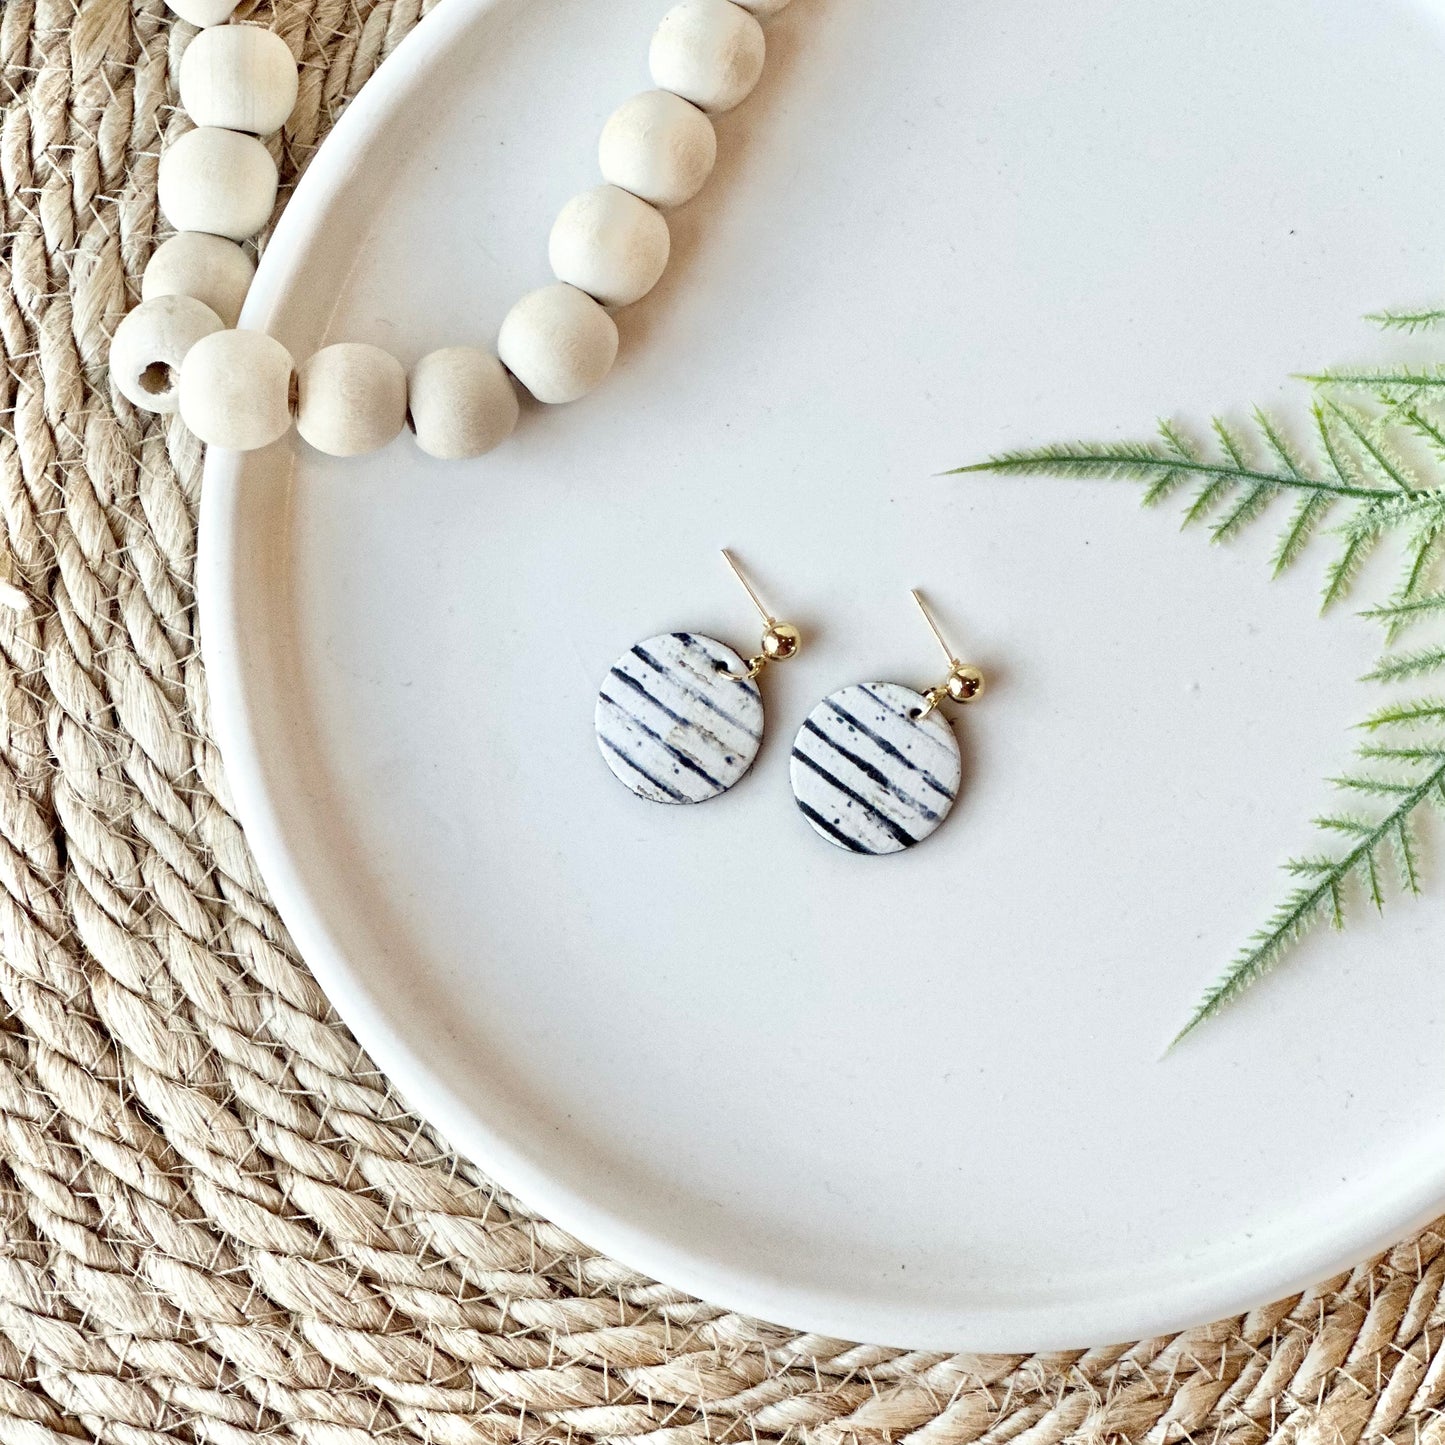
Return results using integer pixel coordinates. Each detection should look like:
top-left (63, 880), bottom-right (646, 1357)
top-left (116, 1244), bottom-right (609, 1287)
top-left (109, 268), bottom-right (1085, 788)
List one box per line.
top-left (200, 0), bottom-right (1445, 1350)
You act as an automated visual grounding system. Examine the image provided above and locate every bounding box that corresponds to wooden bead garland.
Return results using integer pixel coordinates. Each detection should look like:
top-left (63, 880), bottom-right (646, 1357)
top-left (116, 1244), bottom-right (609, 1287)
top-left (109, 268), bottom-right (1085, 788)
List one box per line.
top-left (598, 90), bottom-right (717, 209)
top-left (163, 0), bottom-right (238, 27)
top-left (110, 295), bottom-right (223, 414)
top-left (549, 185), bottom-right (671, 309)
top-left (180, 330), bottom-right (295, 451)
top-left (158, 126), bottom-right (279, 241)
top-left (113, 0), bottom-right (789, 457)
top-left (179, 25), bottom-right (299, 135)
top-left (649, 0), bottom-right (766, 114)
top-left (297, 344), bottom-right (408, 457)
top-left (499, 284), bottom-right (620, 406)
top-left (409, 348), bottom-right (520, 460)
top-left (142, 232), bottom-right (255, 328)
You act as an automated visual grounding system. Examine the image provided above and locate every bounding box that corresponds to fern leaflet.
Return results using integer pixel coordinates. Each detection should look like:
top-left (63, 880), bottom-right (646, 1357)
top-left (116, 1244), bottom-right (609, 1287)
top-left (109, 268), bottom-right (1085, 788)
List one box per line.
top-left (1366, 308), bottom-right (1445, 334)
top-left (957, 377), bottom-right (1445, 1041)
top-left (1173, 758), bottom-right (1445, 1042)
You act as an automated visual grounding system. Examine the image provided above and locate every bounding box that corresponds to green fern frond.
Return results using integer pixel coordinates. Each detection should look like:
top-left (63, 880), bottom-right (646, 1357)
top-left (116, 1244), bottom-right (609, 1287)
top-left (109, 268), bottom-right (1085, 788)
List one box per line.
top-left (1307, 365), bottom-right (1445, 404)
top-left (1361, 648), bottom-right (1445, 683)
top-left (956, 414), bottom-right (1424, 615)
top-left (1139, 423), bottom-right (1199, 505)
top-left (1367, 308), bottom-right (1445, 334)
top-left (1271, 492), bottom-right (1334, 576)
top-left (1398, 526), bottom-right (1443, 603)
top-left (946, 440), bottom-right (1175, 479)
top-left (1327, 772), bottom-right (1424, 797)
top-left (1173, 756), bottom-right (1445, 1043)
top-left (1211, 480), bottom-right (1280, 542)
top-left (1157, 420), bottom-right (1194, 457)
top-left (1284, 856), bottom-right (1340, 876)
top-left (1315, 403), bottom-right (1366, 491)
top-left (1365, 849), bottom-right (1386, 909)
top-left (1314, 813), bottom-right (1380, 837)
top-left (1360, 696), bottom-right (1445, 730)
top-left (1325, 403), bottom-right (1416, 492)
top-left (1358, 743), bottom-right (1445, 762)
top-left (1212, 418), bottom-right (1251, 470)
top-left (1394, 813), bottom-right (1423, 894)
top-left (1176, 883), bottom-right (1333, 1041)
top-left (1253, 408), bottom-right (1306, 478)
top-left (1140, 472), bottom-right (1187, 507)
top-left (956, 370), bottom-right (1445, 1044)
top-left (1361, 590), bottom-right (1445, 632)
top-left (1337, 490), bottom-right (1445, 542)
top-left (1399, 407), bottom-right (1445, 462)
top-left (1320, 531), bottom-right (1378, 612)
top-left (1182, 475), bottom-right (1234, 529)
top-left (951, 434), bottom-right (1387, 501)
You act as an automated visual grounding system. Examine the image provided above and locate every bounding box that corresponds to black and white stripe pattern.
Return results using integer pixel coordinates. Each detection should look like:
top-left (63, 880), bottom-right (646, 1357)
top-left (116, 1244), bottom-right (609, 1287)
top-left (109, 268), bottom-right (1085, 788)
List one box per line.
top-left (790, 682), bottom-right (961, 854)
top-left (596, 632), bottom-right (765, 804)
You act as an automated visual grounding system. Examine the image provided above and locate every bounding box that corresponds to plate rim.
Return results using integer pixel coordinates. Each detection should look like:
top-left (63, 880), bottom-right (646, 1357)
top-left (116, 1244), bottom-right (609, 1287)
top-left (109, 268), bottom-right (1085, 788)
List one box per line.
top-left (196, 0), bottom-right (1445, 1350)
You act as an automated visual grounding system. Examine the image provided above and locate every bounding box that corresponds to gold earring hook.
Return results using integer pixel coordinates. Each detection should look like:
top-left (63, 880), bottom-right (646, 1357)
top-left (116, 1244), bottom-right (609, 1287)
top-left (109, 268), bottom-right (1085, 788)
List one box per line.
top-left (720, 549), bottom-right (802, 680)
top-left (911, 588), bottom-right (986, 718)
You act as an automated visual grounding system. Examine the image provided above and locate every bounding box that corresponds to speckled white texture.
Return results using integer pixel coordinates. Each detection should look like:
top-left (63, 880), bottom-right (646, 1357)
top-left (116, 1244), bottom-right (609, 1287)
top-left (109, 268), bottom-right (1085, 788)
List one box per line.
top-left (595, 632), bottom-right (763, 803)
top-left (791, 683), bottom-right (961, 854)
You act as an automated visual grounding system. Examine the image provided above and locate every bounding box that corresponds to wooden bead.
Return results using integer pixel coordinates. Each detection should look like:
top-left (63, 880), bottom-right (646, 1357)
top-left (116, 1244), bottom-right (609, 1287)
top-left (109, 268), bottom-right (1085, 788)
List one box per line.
top-left (164, 0), bottom-right (237, 26)
top-left (109, 295), bottom-right (223, 415)
top-left (408, 348), bottom-right (519, 460)
top-left (730, 0), bottom-right (790, 13)
top-left (599, 90), bottom-right (716, 210)
top-left (549, 186), bottom-right (670, 309)
top-left (297, 344), bottom-right (407, 457)
top-left (650, 0), bottom-right (765, 114)
top-left (498, 284), bottom-right (619, 406)
top-left (158, 127), bottom-right (278, 242)
top-left (142, 232), bottom-right (255, 328)
top-left (179, 25), bottom-right (299, 136)
top-left (179, 329), bottom-right (295, 451)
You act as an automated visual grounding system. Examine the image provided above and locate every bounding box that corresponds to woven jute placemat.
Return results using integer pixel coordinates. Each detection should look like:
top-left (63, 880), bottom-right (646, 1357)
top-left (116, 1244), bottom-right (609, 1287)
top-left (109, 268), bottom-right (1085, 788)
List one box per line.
top-left (3, 0), bottom-right (1445, 1439)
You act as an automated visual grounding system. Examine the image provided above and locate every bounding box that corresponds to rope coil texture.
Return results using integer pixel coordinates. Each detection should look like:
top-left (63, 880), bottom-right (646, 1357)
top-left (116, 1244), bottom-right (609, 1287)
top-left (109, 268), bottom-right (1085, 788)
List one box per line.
top-left (2, 0), bottom-right (1445, 1439)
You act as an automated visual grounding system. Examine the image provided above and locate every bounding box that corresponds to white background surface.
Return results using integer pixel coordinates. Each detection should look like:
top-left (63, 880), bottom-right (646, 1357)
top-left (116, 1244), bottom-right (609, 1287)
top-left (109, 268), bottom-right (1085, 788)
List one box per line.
top-left (202, 0), bottom-right (1445, 1348)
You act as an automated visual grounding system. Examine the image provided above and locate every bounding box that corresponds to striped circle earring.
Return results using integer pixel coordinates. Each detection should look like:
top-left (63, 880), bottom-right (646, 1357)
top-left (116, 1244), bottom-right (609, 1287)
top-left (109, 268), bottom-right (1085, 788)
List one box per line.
top-left (595, 550), bottom-right (802, 805)
top-left (790, 590), bottom-right (986, 855)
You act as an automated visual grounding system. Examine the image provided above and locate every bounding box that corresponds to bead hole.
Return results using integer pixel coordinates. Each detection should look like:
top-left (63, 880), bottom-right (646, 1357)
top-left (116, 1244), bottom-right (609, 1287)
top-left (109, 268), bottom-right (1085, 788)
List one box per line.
top-left (139, 361), bottom-right (173, 396)
top-left (908, 707), bottom-right (922, 720)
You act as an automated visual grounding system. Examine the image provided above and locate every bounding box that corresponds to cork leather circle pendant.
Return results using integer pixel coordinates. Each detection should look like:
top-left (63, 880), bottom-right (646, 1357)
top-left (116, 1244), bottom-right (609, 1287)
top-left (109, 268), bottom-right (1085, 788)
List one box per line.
top-left (791, 682), bottom-right (963, 854)
top-left (596, 632), bottom-right (765, 804)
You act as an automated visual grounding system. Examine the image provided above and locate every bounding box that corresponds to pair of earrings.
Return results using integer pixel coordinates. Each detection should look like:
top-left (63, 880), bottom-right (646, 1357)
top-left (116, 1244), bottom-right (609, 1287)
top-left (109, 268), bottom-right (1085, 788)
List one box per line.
top-left (594, 552), bottom-right (987, 855)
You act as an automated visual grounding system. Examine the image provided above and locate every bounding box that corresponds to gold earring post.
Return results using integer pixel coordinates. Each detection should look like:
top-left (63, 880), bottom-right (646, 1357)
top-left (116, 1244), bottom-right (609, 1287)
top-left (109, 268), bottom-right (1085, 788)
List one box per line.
top-left (719, 550), bottom-right (802, 679)
top-left (722, 548), bottom-right (776, 626)
top-left (911, 589), bottom-right (960, 668)
top-left (911, 589), bottom-right (986, 716)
